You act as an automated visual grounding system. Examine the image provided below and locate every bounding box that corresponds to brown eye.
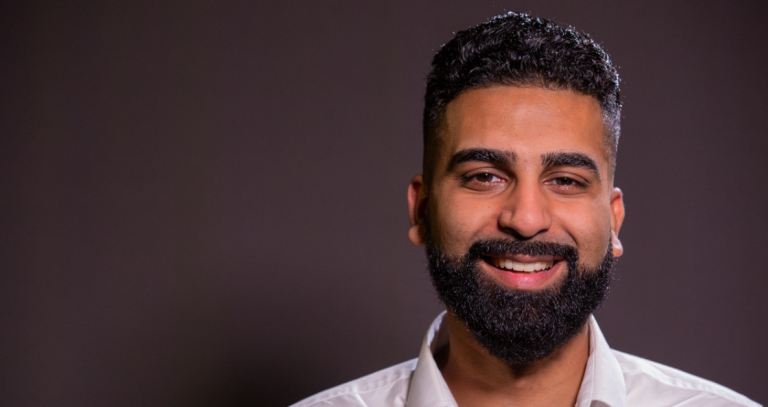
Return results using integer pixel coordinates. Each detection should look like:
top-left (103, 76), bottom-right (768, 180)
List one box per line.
top-left (459, 171), bottom-right (506, 191)
top-left (552, 177), bottom-right (578, 186)
top-left (473, 172), bottom-right (497, 183)
top-left (545, 175), bottom-right (588, 195)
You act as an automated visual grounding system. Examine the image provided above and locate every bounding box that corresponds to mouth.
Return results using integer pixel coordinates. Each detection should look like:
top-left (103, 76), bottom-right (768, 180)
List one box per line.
top-left (464, 240), bottom-right (574, 290)
top-left (482, 254), bottom-right (563, 274)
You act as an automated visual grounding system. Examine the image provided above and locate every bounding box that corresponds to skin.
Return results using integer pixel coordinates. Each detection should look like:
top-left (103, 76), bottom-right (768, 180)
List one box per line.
top-left (406, 86), bottom-right (625, 407)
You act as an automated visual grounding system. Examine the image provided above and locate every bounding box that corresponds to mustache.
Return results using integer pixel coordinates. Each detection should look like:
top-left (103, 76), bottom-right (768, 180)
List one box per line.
top-left (467, 239), bottom-right (578, 261)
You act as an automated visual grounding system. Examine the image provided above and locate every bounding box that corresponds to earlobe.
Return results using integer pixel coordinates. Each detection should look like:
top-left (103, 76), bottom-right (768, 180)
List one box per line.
top-left (611, 230), bottom-right (623, 258)
top-left (407, 175), bottom-right (428, 246)
top-left (610, 187), bottom-right (625, 258)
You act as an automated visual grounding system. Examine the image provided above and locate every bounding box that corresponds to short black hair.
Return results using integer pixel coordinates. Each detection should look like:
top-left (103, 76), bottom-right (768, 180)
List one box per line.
top-left (423, 12), bottom-right (621, 182)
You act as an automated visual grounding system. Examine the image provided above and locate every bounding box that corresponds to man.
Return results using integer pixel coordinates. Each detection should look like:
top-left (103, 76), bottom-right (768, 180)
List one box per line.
top-left (291, 12), bottom-right (760, 407)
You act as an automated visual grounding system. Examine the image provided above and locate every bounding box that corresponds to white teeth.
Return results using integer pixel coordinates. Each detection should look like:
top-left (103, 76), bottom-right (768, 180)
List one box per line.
top-left (523, 263), bottom-right (535, 272)
top-left (493, 259), bottom-right (554, 273)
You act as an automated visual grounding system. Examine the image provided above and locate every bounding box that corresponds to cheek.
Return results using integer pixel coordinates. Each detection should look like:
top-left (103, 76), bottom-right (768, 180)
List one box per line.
top-left (553, 199), bottom-right (612, 263)
top-left (430, 192), bottom-right (500, 254)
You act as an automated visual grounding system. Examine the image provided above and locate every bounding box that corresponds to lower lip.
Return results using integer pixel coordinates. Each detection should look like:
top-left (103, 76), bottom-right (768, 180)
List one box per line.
top-left (481, 259), bottom-right (564, 290)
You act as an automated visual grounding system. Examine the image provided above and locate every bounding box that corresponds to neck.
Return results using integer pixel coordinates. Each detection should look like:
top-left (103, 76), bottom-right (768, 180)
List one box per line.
top-left (436, 311), bottom-right (591, 407)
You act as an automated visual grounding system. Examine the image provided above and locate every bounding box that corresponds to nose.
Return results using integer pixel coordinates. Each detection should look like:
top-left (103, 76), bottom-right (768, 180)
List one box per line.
top-left (497, 179), bottom-right (552, 239)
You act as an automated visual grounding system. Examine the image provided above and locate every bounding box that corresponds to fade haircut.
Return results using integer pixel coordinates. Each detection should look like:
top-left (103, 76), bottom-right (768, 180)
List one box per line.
top-left (423, 12), bottom-right (621, 183)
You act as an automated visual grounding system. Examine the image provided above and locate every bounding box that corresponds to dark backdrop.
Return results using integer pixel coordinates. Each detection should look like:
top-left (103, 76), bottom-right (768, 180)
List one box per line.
top-left (1, 1), bottom-right (766, 406)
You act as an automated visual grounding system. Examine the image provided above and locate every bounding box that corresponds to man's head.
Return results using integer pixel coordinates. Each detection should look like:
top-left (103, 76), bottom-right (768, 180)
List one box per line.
top-left (422, 12), bottom-right (621, 185)
top-left (407, 13), bottom-right (625, 365)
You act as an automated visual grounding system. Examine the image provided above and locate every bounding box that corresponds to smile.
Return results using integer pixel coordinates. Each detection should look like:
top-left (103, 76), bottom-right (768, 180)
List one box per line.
top-left (491, 258), bottom-right (553, 273)
top-left (484, 255), bottom-right (562, 274)
top-left (479, 254), bottom-right (565, 290)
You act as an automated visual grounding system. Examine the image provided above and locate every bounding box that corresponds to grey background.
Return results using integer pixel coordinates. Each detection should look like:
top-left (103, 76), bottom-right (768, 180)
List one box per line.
top-left (1, 1), bottom-right (766, 406)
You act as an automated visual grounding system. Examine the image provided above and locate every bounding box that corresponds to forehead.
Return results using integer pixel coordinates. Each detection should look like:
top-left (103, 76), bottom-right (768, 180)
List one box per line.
top-left (439, 86), bottom-right (607, 170)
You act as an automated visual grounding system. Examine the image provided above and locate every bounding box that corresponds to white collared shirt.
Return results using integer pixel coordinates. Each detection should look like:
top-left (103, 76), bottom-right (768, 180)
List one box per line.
top-left (291, 312), bottom-right (760, 407)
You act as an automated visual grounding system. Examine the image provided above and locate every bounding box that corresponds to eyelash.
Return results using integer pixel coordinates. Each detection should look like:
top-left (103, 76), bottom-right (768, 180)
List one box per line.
top-left (460, 172), bottom-right (588, 191)
top-left (548, 177), bottom-right (586, 188)
top-left (461, 172), bottom-right (503, 184)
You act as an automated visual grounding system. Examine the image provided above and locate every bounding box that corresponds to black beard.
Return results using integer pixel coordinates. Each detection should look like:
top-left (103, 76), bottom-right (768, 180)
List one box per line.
top-left (426, 234), bottom-right (616, 366)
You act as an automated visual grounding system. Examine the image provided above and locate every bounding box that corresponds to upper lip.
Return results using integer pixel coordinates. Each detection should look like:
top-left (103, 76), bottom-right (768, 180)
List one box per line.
top-left (485, 254), bottom-right (563, 263)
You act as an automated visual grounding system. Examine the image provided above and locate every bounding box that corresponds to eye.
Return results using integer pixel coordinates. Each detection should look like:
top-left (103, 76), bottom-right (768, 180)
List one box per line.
top-left (470, 172), bottom-right (500, 183)
top-left (460, 171), bottom-right (506, 191)
top-left (545, 175), bottom-right (588, 193)
top-left (551, 177), bottom-right (581, 186)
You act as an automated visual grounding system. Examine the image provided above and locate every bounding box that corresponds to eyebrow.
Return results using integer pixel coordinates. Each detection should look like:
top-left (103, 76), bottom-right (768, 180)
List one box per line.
top-left (445, 148), bottom-right (516, 173)
top-left (541, 151), bottom-right (600, 178)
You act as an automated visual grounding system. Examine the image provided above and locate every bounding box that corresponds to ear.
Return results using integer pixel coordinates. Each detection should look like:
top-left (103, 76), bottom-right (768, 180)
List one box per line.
top-left (407, 175), bottom-right (429, 246)
top-left (609, 187), bottom-right (625, 257)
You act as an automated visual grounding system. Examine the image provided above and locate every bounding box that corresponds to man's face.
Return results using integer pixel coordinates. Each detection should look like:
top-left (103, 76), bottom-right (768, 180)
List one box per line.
top-left (407, 86), bottom-right (625, 363)
top-left (409, 85), bottom-right (624, 290)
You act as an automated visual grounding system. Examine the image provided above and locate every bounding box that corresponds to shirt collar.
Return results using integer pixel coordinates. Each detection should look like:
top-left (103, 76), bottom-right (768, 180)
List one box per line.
top-left (406, 312), bottom-right (458, 407)
top-left (406, 312), bottom-right (627, 407)
top-left (575, 316), bottom-right (627, 407)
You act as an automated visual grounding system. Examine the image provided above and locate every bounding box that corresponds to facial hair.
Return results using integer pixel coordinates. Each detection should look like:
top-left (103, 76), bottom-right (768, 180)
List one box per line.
top-left (426, 233), bottom-right (616, 366)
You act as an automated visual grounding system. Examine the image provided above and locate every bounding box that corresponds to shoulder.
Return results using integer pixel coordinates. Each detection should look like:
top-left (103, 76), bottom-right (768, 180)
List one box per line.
top-left (289, 358), bottom-right (418, 407)
top-left (612, 350), bottom-right (761, 407)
